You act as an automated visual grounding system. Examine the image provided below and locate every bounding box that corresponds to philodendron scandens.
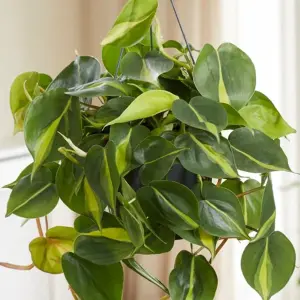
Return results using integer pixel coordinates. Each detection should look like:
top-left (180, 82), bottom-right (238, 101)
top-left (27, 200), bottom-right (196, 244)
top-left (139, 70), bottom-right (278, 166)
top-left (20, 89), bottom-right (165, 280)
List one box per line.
top-left (3, 0), bottom-right (297, 299)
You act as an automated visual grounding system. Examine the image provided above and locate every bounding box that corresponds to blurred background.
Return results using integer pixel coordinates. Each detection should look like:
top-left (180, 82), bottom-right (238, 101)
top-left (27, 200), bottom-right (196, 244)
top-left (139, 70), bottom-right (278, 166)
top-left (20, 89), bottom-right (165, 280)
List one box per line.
top-left (0, 0), bottom-right (299, 299)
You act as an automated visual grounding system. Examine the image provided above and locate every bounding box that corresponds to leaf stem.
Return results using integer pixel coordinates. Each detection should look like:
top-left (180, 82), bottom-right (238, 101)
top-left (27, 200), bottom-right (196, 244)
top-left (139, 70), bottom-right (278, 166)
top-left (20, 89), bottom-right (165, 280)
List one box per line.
top-left (0, 262), bottom-right (34, 271)
top-left (45, 216), bottom-right (49, 232)
top-left (246, 225), bottom-right (258, 232)
top-left (236, 186), bottom-right (264, 198)
top-left (80, 102), bottom-right (100, 109)
top-left (160, 49), bottom-right (192, 71)
top-left (36, 218), bottom-right (44, 237)
top-left (210, 238), bottom-right (228, 263)
top-left (216, 178), bottom-right (222, 187)
top-left (69, 286), bottom-right (79, 300)
top-left (194, 246), bottom-right (204, 256)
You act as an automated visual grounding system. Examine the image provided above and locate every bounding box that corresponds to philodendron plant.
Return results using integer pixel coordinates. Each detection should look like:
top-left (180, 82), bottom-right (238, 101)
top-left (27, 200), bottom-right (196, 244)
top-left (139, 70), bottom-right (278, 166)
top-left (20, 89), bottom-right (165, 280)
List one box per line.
top-left (3, 0), bottom-right (297, 299)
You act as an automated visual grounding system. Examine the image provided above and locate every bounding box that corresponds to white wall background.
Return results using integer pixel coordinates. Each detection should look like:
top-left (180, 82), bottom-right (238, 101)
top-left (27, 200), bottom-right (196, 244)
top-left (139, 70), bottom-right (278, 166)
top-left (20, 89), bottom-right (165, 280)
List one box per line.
top-left (0, 1), bottom-right (299, 299)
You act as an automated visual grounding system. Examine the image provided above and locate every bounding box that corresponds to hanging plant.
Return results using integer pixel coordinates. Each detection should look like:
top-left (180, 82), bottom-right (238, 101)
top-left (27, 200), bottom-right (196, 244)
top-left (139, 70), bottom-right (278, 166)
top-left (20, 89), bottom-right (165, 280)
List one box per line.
top-left (3, 0), bottom-right (297, 299)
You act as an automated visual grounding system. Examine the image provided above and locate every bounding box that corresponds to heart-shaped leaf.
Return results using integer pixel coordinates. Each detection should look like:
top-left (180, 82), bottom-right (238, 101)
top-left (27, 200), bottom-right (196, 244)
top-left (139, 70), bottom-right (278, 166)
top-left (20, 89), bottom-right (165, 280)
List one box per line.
top-left (137, 180), bottom-right (200, 230)
top-left (229, 128), bottom-right (290, 173)
top-left (175, 131), bottom-right (238, 178)
top-left (110, 124), bottom-right (150, 175)
top-left (47, 56), bottom-right (100, 90)
top-left (222, 103), bottom-right (248, 127)
top-left (239, 91), bottom-right (296, 139)
top-left (10, 72), bottom-right (52, 133)
top-left (169, 251), bottom-right (218, 300)
top-left (101, 0), bottom-right (158, 48)
top-left (106, 90), bottom-right (179, 126)
top-left (6, 167), bottom-right (58, 218)
top-left (121, 51), bottom-right (174, 85)
top-left (195, 182), bottom-right (248, 239)
top-left (85, 143), bottom-right (120, 213)
top-left (172, 96), bottom-right (227, 140)
top-left (134, 136), bottom-right (184, 184)
top-left (24, 88), bottom-right (82, 175)
top-left (241, 231), bottom-right (296, 300)
top-left (62, 253), bottom-right (123, 300)
top-left (29, 226), bottom-right (78, 274)
top-left (193, 43), bottom-right (256, 110)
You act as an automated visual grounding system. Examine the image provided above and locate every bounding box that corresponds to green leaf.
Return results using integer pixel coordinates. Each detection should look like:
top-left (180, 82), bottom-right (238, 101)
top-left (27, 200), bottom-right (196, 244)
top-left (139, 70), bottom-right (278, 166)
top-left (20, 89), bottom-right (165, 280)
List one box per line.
top-left (169, 250), bottom-right (218, 300)
top-left (120, 51), bottom-right (173, 85)
top-left (10, 72), bottom-right (51, 133)
top-left (106, 90), bottom-right (179, 126)
top-left (253, 179), bottom-right (276, 242)
top-left (102, 45), bottom-right (125, 75)
top-left (239, 91), bottom-right (296, 139)
top-left (75, 235), bottom-right (134, 265)
top-left (241, 231), bottom-right (296, 300)
top-left (85, 143), bottom-right (120, 213)
top-left (123, 258), bottom-right (169, 294)
top-left (47, 56), bottom-right (100, 90)
top-left (163, 40), bottom-right (184, 52)
top-left (222, 103), bottom-right (248, 127)
top-left (193, 43), bottom-right (256, 110)
top-left (67, 78), bottom-right (134, 98)
top-left (88, 97), bottom-right (134, 128)
top-left (74, 215), bottom-right (99, 233)
top-left (137, 180), bottom-right (200, 230)
top-left (6, 167), bottom-right (58, 218)
top-left (169, 227), bottom-right (217, 258)
top-left (134, 136), bottom-right (184, 184)
top-left (172, 96), bottom-right (227, 141)
top-left (3, 163), bottom-right (33, 189)
top-left (24, 88), bottom-right (82, 175)
top-left (229, 128), bottom-right (290, 173)
top-left (175, 131), bottom-right (238, 178)
top-left (120, 206), bottom-right (144, 248)
top-left (101, 0), bottom-right (158, 48)
top-left (29, 226), bottom-right (77, 274)
top-left (62, 253), bottom-right (123, 300)
top-left (110, 123), bottom-right (149, 175)
top-left (222, 179), bottom-right (264, 230)
top-left (195, 182), bottom-right (248, 239)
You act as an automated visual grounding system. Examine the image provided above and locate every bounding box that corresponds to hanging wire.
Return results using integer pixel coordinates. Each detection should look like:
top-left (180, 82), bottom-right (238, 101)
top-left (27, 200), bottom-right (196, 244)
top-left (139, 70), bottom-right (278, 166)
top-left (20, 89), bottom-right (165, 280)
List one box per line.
top-left (169, 0), bottom-right (195, 65)
top-left (150, 26), bottom-right (154, 51)
top-left (114, 48), bottom-right (125, 78)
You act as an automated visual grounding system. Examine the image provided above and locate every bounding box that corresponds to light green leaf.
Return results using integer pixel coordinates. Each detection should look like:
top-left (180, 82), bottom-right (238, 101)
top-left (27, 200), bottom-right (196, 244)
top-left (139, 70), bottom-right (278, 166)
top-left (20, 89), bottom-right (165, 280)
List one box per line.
top-left (137, 180), bottom-right (200, 230)
top-left (106, 90), bottom-right (179, 126)
top-left (29, 226), bottom-right (77, 274)
top-left (222, 103), bottom-right (248, 127)
top-left (24, 88), bottom-right (82, 176)
top-left (134, 136), bottom-right (184, 184)
top-left (193, 43), bottom-right (256, 110)
top-left (101, 0), bottom-right (158, 48)
top-left (169, 250), bottom-right (218, 300)
top-left (85, 143), bottom-right (120, 213)
top-left (102, 45), bottom-right (125, 75)
top-left (110, 123), bottom-right (149, 175)
top-left (123, 258), bottom-right (169, 294)
top-left (195, 182), bottom-right (249, 239)
top-left (229, 128), bottom-right (290, 173)
top-left (253, 179), bottom-right (276, 242)
top-left (62, 253), bottom-right (123, 300)
top-left (121, 51), bottom-right (173, 85)
top-left (47, 56), bottom-right (100, 90)
top-left (172, 96), bottom-right (227, 140)
top-left (6, 167), bottom-right (58, 218)
top-left (239, 91), bottom-right (296, 139)
top-left (241, 231), bottom-right (296, 300)
top-left (222, 179), bottom-right (264, 230)
top-left (75, 235), bottom-right (134, 265)
top-left (175, 131), bottom-right (238, 178)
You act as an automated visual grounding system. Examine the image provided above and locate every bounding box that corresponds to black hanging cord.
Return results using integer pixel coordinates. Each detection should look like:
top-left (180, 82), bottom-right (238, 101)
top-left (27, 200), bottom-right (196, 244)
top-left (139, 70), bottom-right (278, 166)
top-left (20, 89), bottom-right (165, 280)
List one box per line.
top-left (115, 48), bottom-right (124, 78)
top-left (169, 0), bottom-right (195, 65)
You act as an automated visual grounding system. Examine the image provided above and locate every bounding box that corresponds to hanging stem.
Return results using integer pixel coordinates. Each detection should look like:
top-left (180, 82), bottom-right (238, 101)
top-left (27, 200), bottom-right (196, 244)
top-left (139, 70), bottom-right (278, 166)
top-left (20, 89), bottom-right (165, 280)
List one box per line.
top-left (115, 48), bottom-right (125, 78)
top-left (194, 246), bottom-right (204, 256)
top-left (169, 0), bottom-right (195, 65)
top-left (36, 218), bottom-right (44, 237)
top-left (216, 178), bottom-right (222, 187)
top-left (150, 25), bottom-right (154, 50)
top-left (69, 286), bottom-right (79, 300)
top-left (0, 262), bottom-right (34, 271)
top-left (45, 216), bottom-right (49, 232)
top-left (236, 186), bottom-right (264, 198)
top-left (210, 238), bottom-right (228, 263)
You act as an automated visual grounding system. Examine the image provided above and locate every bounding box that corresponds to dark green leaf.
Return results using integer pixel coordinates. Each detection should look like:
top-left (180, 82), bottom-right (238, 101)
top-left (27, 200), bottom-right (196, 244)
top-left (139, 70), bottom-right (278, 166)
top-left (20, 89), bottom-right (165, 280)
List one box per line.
top-left (137, 180), bottom-right (200, 230)
top-left (101, 0), bottom-right (158, 48)
top-left (229, 128), bottom-right (290, 173)
top-left (74, 215), bottom-right (99, 233)
top-left (241, 231), bottom-right (295, 300)
top-left (134, 136), bottom-right (183, 184)
top-left (193, 43), bottom-right (256, 110)
top-left (3, 163), bottom-right (33, 189)
top-left (175, 131), bottom-right (238, 178)
top-left (6, 168), bottom-right (58, 218)
top-left (169, 250), bottom-right (218, 300)
top-left (62, 253), bottom-right (123, 300)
